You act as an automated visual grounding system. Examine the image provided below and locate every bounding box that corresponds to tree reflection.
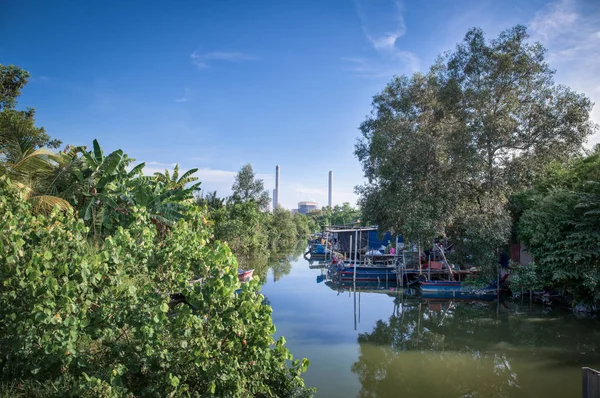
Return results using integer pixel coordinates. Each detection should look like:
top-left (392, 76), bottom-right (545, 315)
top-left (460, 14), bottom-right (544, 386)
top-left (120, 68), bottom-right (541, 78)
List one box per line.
top-left (237, 241), bottom-right (305, 284)
top-left (352, 299), bottom-right (600, 398)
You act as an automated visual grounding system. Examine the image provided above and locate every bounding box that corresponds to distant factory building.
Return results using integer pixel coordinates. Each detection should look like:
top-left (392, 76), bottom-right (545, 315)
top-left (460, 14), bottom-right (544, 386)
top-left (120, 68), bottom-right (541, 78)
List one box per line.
top-left (297, 201), bottom-right (318, 215)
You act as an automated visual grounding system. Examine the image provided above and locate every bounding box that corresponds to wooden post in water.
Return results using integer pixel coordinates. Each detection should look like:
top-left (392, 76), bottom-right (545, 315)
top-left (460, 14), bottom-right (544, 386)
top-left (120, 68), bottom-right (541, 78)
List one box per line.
top-left (353, 287), bottom-right (357, 331)
top-left (359, 230), bottom-right (362, 263)
top-left (325, 231), bottom-right (329, 262)
top-left (428, 240), bottom-right (432, 281)
top-left (497, 264), bottom-right (501, 302)
top-left (395, 236), bottom-right (399, 285)
top-left (418, 240), bottom-right (422, 275)
top-left (349, 235), bottom-right (352, 269)
top-left (582, 367), bottom-right (600, 398)
top-left (353, 229), bottom-right (358, 285)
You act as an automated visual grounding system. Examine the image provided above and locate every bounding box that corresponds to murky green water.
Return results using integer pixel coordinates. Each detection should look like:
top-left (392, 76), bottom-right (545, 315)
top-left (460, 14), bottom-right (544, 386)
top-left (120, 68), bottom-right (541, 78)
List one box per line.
top-left (259, 253), bottom-right (600, 398)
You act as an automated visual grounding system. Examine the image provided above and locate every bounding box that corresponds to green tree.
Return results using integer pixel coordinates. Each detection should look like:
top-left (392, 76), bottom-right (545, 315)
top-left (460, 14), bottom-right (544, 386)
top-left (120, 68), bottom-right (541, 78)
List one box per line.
top-left (355, 25), bottom-right (596, 269)
top-left (0, 108), bottom-right (66, 213)
top-left (514, 149), bottom-right (600, 304)
top-left (0, 65), bottom-right (65, 213)
top-left (212, 200), bottom-right (271, 263)
top-left (197, 190), bottom-right (225, 210)
top-left (0, 64), bottom-right (30, 110)
top-left (231, 164), bottom-right (270, 210)
top-left (330, 203), bottom-right (361, 226)
top-left (268, 207), bottom-right (298, 251)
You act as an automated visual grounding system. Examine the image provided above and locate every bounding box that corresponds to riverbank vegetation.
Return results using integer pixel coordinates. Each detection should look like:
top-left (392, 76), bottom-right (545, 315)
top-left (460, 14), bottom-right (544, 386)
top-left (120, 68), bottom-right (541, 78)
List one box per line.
top-left (0, 64), bottom-right (312, 396)
top-left (355, 26), bottom-right (598, 305)
top-left (199, 163), bottom-right (315, 269)
top-left (509, 150), bottom-right (600, 306)
top-left (306, 202), bottom-right (361, 230)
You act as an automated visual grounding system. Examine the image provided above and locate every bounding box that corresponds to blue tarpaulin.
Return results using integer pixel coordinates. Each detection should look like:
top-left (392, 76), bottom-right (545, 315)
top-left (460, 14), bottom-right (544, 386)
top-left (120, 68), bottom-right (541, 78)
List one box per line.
top-left (313, 244), bottom-right (326, 254)
top-left (367, 231), bottom-right (403, 249)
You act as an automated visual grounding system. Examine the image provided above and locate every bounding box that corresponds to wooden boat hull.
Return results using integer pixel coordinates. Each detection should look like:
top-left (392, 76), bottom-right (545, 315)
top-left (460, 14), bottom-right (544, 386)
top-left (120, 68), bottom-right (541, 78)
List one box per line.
top-left (238, 269), bottom-right (254, 282)
top-left (420, 281), bottom-right (497, 295)
top-left (422, 291), bottom-right (498, 301)
top-left (339, 269), bottom-right (396, 282)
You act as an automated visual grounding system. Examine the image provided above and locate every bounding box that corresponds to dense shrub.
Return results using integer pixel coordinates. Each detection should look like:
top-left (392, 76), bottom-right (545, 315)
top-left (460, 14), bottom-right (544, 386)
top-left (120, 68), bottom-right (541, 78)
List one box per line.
top-left (0, 177), bottom-right (311, 397)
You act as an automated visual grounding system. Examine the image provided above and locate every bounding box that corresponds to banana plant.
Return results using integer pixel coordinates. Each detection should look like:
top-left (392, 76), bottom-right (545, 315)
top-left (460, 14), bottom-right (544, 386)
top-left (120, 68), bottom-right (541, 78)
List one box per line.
top-left (130, 167), bottom-right (201, 228)
top-left (153, 164), bottom-right (199, 190)
top-left (76, 139), bottom-right (144, 237)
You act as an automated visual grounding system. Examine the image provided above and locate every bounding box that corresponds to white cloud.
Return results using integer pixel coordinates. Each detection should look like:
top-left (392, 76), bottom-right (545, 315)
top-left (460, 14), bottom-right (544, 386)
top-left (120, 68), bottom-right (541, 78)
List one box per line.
top-left (140, 161), bottom-right (178, 176)
top-left (529, 0), bottom-right (600, 147)
top-left (345, 0), bottom-right (420, 77)
top-left (529, 0), bottom-right (578, 42)
top-left (195, 168), bottom-right (237, 183)
top-left (190, 51), bottom-right (257, 69)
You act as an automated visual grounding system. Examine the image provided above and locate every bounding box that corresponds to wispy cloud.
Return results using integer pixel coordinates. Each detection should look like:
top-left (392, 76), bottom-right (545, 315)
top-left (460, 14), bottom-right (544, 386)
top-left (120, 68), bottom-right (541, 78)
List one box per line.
top-left (344, 0), bottom-right (419, 78)
top-left (174, 87), bottom-right (192, 103)
top-left (358, 0), bottom-right (406, 52)
top-left (529, 0), bottom-right (578, 42)
top-left (190, 50), bottom-right (257, 69)
top-left (529, 0), bottom-right (600, 146)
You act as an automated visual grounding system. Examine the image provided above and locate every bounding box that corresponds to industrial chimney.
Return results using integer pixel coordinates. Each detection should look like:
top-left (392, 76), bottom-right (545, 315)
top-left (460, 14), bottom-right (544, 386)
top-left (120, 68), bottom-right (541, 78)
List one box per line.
top-left (328, 170), bottom-right (333, 207)
top-left (274, 165), bottom-right (280, 209)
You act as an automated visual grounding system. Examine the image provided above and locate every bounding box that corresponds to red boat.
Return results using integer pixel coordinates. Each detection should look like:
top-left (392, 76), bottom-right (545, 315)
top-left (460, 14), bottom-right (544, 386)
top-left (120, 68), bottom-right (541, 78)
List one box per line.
top-left (238, 269), bottom-right (254, 282)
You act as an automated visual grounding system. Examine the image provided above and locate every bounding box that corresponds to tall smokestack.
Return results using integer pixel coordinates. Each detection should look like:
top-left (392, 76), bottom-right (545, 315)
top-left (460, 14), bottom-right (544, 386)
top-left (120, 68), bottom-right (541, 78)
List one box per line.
top-left (328, 170), bottom-right (333, 207)
top-left (275, 165), bottom-right (280, 209)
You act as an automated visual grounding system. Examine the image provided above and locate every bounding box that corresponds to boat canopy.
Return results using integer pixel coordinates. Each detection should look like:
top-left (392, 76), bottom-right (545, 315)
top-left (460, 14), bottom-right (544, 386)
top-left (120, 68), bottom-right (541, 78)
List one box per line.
top-left (324, 226), bottom-right (403, 252)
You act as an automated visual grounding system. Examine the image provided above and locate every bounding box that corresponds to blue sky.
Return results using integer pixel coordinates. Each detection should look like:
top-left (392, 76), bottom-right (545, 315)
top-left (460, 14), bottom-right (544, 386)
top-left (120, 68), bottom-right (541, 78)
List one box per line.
top-left (2, 0), bottom-right (599, 209)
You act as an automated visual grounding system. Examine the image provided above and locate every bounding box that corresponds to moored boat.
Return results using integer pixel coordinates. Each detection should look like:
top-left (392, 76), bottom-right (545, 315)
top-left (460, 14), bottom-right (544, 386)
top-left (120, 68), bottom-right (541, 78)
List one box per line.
top-left (420, 280), bottom-right (497, 295)
top-left (338, 267), bottom-right (397, 282)
top-left (238, 269), bottom-right (254, 282)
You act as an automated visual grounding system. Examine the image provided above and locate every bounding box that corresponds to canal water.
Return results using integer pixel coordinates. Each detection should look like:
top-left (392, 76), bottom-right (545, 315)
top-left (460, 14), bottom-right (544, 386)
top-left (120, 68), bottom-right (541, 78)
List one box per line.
top-left (259, 254), bottom-right (600, 398)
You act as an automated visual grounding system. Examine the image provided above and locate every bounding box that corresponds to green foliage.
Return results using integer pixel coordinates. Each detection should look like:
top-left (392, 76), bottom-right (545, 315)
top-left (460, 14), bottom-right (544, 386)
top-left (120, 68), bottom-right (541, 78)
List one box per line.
top-left (231, 164), bottom-right (270, 210)
top-left (292, 213), bottom-right (314, 237)
top-left (514, 150), bottom-right (600, 304)
top-left (0, 65), bottom-right (311, 395)
top-left (0, 106), bottom-right (64, 212)
top-left (307, 203), bottom-right (361, 230)
top-left (0, 64), bottom-right (30, 110)
top-left (0, 177), bottom-right (311, 397)
top-left (209, 164), bottom-right (308, 269)
top-left (268, 208), bottom-right (299, 251)
top-left (355, 25), bottom-right (596, 269)
top-left (509, 262), bottom-right (544, 293)
top-left (212, 200), bottom-right (271, 263)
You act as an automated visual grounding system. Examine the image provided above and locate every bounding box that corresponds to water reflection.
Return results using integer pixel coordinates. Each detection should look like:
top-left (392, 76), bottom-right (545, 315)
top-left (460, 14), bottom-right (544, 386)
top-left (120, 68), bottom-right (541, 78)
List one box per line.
top-left (237, 241), bottom-right (306, 284)
top-left (353, 299), bottom-right (600, 398)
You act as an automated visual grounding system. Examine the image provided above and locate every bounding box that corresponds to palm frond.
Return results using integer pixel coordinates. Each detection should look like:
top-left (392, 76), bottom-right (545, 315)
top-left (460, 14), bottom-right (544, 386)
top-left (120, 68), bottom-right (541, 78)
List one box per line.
top-left (8, 148), bottom-right (59, 181)
top-left (29, 195), bottom-right (72, 214)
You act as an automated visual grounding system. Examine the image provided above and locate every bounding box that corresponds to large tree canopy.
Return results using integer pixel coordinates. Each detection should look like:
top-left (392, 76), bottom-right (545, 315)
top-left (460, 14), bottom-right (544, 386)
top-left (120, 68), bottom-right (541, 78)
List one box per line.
top-left (355, 25), bottom-right (596, 267)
